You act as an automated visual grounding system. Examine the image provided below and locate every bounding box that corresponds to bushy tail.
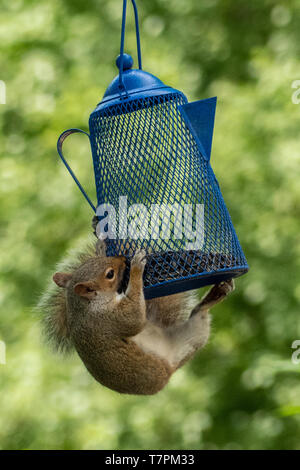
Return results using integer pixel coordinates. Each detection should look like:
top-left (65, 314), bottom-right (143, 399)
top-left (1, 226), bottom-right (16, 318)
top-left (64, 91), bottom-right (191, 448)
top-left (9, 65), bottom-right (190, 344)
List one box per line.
top-left (37, 238), bottom-right (99, 353)
top-left (37, 284), bottom-right (73, 354)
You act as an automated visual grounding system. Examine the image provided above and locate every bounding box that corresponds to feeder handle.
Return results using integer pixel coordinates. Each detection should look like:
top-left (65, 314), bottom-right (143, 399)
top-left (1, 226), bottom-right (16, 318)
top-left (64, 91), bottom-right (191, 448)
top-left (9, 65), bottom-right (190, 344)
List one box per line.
top-left (57, 128), bottom-right (96, 213)
top-left (119, 0), bottom-right (142, 89)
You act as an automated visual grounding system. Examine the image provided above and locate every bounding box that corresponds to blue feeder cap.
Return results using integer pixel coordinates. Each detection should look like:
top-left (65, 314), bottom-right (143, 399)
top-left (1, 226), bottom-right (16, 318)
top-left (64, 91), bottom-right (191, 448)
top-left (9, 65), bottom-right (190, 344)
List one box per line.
top-left (93, 53), bottom-right (184, 113)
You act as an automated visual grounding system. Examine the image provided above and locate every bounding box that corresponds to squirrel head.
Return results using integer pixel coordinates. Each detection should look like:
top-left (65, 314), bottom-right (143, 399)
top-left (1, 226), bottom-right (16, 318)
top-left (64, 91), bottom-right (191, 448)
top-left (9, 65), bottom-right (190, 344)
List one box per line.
top-left (45, 241), bottom-right (127, 353)
top-left (40, 239), bottom-right (128, 358)
top-left (53, 254), bottom-right (126, 301)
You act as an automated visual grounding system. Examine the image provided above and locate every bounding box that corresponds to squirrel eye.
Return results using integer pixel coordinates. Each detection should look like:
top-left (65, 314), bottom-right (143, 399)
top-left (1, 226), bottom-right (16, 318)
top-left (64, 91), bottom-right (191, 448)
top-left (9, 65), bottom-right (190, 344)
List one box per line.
top-left (106, 269), bottom-right (115, 279)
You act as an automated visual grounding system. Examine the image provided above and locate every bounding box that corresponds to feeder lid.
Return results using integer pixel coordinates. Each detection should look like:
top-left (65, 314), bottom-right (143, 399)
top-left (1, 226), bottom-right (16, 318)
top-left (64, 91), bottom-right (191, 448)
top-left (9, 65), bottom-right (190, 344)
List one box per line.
top-left (93, 53), bottom-right (183, 113)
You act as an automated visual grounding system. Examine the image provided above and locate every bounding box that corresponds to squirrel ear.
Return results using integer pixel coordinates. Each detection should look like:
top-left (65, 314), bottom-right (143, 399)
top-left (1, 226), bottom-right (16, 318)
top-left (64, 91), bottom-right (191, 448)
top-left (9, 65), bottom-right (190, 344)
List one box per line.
top-left (74, 282), bottom-right (97, 299)
top-left (53, 272), bottom-right (72, 288)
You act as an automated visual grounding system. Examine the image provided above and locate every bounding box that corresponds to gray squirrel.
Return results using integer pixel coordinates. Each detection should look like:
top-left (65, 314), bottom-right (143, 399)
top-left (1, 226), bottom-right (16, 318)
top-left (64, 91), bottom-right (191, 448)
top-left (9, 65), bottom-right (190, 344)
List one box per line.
top-left (41, 239), bottom-right (234, 395)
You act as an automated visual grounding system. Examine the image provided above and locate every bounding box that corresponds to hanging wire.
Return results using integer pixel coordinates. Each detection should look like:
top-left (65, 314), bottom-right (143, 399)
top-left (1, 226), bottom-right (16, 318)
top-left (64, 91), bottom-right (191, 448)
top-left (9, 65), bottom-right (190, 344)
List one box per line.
top-left (119, 0), bottom-right (142, 89)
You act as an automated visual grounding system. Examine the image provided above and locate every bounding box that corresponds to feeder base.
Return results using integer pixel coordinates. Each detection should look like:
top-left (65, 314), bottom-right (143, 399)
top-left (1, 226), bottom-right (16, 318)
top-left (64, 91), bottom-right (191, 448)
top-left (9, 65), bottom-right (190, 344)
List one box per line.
top-left (143, 266), bottom-right (248, 300)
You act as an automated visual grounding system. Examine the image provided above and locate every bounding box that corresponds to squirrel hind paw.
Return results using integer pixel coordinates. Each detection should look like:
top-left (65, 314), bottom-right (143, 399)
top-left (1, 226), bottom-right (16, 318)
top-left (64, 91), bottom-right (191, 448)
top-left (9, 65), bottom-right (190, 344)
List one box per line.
top-left (218, 278), bottom-right (235, 294)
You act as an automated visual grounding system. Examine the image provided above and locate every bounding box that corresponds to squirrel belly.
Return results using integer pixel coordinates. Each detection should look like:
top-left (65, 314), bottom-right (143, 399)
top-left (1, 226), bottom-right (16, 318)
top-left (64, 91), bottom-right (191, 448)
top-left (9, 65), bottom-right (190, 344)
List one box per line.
top-left (74, 334), bottom-right (174, 395)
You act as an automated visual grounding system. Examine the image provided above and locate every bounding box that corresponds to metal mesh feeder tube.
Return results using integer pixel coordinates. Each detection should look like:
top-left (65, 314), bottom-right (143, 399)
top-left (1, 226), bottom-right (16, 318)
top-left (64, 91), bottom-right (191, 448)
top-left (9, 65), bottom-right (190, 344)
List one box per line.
top-left (57, 0), bottom-right (248, 299)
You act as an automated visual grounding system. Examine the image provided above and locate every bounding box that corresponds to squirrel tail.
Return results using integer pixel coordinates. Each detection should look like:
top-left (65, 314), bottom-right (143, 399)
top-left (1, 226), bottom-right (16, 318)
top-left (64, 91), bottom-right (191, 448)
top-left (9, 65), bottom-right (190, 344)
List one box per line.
top-left (37, 284), bottom-right (73, 354)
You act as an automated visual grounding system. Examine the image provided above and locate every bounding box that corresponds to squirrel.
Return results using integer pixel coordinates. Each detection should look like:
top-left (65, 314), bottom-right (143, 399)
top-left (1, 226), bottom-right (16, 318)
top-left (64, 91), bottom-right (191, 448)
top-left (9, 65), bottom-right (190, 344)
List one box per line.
top-left (40, 239), bottom-right (234, 395)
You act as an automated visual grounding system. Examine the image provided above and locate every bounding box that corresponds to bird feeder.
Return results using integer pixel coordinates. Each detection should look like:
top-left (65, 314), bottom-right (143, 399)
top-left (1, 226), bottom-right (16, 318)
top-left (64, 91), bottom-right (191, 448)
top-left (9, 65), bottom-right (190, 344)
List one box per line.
top-left (57, 0), bottom-right (248, 299)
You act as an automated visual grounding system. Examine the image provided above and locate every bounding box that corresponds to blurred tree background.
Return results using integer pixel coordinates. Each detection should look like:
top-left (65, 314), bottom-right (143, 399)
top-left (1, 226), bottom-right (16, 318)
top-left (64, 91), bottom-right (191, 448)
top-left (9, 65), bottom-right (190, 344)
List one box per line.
top-left (0, 0), bottom-right (300, 450)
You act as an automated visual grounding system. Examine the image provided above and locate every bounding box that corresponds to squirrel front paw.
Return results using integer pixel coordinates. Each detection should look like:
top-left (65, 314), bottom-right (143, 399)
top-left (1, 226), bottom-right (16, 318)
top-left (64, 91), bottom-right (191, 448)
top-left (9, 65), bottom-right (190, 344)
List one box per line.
top-left (131, 249), bottom-right (147, 272)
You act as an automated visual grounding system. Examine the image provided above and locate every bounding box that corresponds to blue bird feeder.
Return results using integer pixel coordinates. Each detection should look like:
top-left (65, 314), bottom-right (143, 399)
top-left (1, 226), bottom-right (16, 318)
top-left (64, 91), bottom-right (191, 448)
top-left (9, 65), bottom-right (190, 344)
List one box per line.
top-left (57, 0), bottom-right (248, 299)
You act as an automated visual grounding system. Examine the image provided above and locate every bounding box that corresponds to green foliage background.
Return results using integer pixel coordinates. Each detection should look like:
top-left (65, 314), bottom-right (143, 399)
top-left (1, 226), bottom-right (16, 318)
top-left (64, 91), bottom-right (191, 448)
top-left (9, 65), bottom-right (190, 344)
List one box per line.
top-left (0, 0), bottom-right (300, 450)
